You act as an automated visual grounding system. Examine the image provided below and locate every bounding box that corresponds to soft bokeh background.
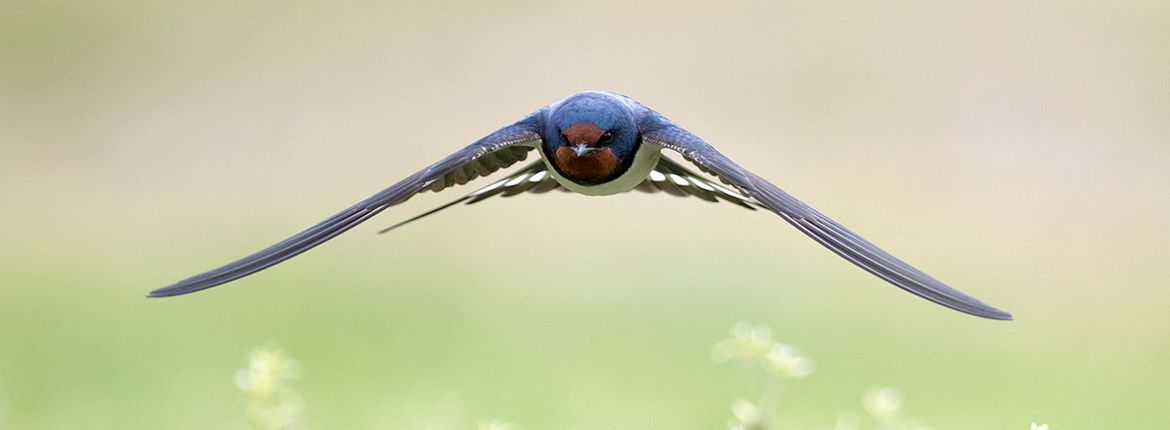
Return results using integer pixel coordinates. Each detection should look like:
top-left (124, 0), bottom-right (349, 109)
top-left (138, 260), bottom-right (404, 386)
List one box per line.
top-left (2, 1), bottom-right (1168, 428)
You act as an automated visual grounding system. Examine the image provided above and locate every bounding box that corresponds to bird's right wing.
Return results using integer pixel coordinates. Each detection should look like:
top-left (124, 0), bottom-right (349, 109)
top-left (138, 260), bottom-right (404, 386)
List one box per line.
top-left (639, 112), bottom-right (1012, 320)
top-left (148, 111), bottom-right (545, 298)
top-left (633, 156), bottom-right (761, 210)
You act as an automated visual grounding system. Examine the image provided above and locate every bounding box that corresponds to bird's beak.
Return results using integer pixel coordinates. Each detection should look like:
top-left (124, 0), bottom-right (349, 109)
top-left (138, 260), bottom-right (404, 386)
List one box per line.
top-left (572, 144), bottom-right (598, 156)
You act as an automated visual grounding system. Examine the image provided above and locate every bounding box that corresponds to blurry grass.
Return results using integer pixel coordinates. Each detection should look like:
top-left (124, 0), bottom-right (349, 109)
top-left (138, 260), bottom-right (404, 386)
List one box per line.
top-left (0, 213), bottom-right (1165, 427)
top-left (0, 208), bottom-right (1167, 428)
top-left (229, 327), bottom-right (1046, 430)
top-left (0, 215), bottom-right (1166, 428)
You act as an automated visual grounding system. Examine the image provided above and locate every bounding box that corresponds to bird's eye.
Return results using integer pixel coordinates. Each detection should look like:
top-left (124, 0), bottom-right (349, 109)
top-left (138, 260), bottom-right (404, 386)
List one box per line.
top-left (599, 132), bottom-right (614, 144)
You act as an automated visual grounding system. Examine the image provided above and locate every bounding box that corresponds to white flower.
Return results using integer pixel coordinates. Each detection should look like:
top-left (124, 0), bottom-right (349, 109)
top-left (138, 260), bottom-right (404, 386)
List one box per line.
top-left (1031, 423), bottom-right (1049, 430)
top-left (234, 347), bottom-right (300, 395)
top-left (864, 388), bottom-right (903, 421)
top-left (235, 345), bottom-right (303, 430)
top-left (764, 344), bottom-right (812, 378)
top-left (478, 418), bottom-right (516, 430)
top-left (712, 322), bottom-right (777, 362)
top-left (728, 398), bottom-right (766, 430)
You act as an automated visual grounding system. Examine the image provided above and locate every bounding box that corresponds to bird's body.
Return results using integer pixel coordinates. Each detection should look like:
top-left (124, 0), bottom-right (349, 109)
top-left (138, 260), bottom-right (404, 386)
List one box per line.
top-left (540, 91), bottom-right (661, 195)
top-left (151, 91), bottom-right (1012, 320)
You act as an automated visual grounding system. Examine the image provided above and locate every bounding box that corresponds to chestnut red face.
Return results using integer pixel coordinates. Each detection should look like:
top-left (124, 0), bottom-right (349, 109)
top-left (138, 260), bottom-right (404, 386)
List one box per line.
top-left (554, 145), bottom-right (621, 183)
top-left (561, 122), bottom-right (609, 146)
top-left (552, 122), bottom-right (621, 183)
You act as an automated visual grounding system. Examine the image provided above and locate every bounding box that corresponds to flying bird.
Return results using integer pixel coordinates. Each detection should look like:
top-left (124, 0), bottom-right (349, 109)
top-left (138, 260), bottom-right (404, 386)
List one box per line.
top-left (150, 91), bottom-right (1011, 320)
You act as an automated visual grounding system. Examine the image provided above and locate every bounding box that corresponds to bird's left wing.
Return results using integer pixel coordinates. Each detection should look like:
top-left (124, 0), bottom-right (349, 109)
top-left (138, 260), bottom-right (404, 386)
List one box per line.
top-left (148, 112), bottom-right (544, 297)
top-left (375, 160), bottom-right (564, 234)
top-left (639, 113), bottom-right (1012, 320)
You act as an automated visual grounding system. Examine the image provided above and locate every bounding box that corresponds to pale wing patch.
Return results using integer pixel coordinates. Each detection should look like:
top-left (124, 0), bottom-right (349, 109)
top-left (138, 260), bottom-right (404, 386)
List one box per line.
top-left (381, 153), bottom-right (761, 234)
top-left (635, 156), bottom-right (761, 210)
top-left (378, 160), bottom-right (563, 233)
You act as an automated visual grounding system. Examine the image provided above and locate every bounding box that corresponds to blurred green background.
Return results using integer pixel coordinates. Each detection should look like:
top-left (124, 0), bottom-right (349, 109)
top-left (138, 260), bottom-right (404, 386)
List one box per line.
top-left (2, 1), bottom-right (1168, 428)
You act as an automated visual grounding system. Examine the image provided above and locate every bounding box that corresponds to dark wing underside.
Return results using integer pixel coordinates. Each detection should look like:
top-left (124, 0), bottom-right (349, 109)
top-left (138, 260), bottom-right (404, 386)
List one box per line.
top-left (377, 161), bottom-right (564, 234)
top-left (641, 121), bottom-right (1012, 320)
top-left (377, 155), bottom-right (761, 234)
top-left (149, 117), bottom-right (543, 298)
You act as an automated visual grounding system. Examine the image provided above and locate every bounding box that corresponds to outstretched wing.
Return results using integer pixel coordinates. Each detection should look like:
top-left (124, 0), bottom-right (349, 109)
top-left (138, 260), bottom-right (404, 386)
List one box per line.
top-left (148, 112), bottom-right (545, 297)
top-left (641, 115), bottom-right (1012, 320)
top-left (377, 155), bottom-right (763, 233)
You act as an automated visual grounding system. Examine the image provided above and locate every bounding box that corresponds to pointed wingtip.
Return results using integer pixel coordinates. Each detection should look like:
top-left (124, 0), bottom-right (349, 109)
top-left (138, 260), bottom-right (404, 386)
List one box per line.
top-left (146, 286), bottom-right (179, 298)
top-left (147, 280), bottom-right (215, 298)
top-left (958, 300), bottom-right (1012, 320)
top-left (982, 307), bottom-right (1013, 321)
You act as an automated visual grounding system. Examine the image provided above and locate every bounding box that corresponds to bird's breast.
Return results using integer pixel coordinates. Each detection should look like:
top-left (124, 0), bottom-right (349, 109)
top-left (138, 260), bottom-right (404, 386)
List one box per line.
top-left (543, 142), bottom-right (663, 196)
top-left (554, 147), bottom-right (621, 183)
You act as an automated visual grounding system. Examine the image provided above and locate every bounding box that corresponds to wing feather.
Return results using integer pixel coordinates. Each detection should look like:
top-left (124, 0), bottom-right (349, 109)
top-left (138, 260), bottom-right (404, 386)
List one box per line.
top-left (149, 113), bottom-right (544, 297)
top-left (642, 119), bottom-right (1011, 320)
top-left (376, 155), bottom-right (762, 234)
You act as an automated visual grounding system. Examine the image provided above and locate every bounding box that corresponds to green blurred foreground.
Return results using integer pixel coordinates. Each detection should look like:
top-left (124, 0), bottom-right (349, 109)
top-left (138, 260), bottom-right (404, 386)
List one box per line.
top-left (236, 324), bottom-right (1048, 430)
top-left (1, 228), bottom-right (1163, 428)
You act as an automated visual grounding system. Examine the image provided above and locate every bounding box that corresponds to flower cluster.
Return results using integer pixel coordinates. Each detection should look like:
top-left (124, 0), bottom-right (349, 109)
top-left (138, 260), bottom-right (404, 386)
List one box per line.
top-left (713, 322), bottom-right (813, 429)
top-left (235, 345), bottom-right (304, 430)
top-left (712, 322), bottom-right (812, 379)
top-left (830, 388), bottom-right (931, 430)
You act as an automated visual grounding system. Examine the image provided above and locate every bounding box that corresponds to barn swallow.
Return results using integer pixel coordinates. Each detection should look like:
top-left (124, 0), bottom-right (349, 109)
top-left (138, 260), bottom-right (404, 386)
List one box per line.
top-left (150, 91), bottom-right (1012, 320)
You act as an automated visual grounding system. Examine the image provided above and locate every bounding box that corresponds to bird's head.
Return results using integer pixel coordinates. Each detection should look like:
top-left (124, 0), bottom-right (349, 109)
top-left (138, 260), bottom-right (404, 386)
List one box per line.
top-left (543, 93), bottom-right (640, 185)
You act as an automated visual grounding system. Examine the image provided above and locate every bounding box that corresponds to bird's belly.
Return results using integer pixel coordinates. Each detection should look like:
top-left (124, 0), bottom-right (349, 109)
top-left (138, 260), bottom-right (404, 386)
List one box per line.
top-left (543, 142), bottom-right (662, 196)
